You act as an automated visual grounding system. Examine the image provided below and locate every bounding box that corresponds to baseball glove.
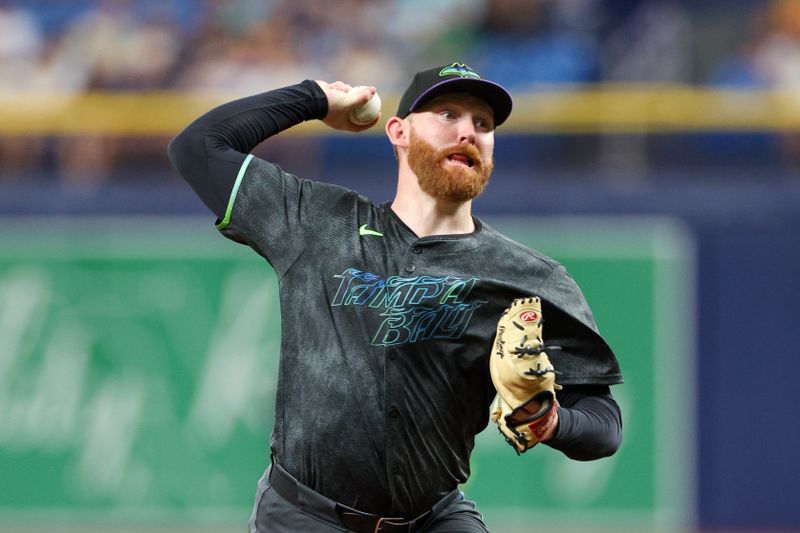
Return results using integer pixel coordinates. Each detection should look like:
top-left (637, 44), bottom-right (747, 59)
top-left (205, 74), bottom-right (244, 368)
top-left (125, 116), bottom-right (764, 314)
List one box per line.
top-left (489, 296), bottom-right (561, 453)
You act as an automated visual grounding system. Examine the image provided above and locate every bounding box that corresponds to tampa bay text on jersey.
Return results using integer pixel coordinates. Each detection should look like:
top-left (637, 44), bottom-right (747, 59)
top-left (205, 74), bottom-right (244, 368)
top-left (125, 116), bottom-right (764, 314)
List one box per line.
top-left (331, 267), bottom-right (485, 346)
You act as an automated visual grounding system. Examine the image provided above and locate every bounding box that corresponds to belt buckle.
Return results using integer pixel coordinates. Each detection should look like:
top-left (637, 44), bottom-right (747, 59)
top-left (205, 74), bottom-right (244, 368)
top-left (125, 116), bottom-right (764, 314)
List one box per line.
top-left (373, 516), bottom-right (410, 533)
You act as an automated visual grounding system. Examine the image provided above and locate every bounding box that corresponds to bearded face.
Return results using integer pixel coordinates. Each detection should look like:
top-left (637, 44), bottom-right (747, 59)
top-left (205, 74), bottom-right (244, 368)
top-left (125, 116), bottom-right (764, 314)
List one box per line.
top-left (406, 127), bottom-right (494, 203)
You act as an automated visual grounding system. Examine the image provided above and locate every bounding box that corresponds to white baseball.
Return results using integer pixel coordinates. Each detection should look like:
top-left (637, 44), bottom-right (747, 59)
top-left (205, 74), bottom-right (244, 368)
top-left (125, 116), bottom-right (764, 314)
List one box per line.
top-left (349, 86), bottom-right (381, 125)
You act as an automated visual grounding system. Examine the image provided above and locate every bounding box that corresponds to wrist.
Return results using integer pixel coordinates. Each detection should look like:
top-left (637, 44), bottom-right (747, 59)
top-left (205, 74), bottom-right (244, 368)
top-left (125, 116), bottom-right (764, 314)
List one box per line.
top-left (531, 401), bottom-right (559, 443)
top-left (305, 79), bottom-right (329, 120)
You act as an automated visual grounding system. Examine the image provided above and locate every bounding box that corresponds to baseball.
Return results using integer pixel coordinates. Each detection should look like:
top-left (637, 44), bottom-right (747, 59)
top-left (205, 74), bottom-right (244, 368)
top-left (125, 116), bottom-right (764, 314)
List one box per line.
top-left (349, 87), bottom-right (381, 125)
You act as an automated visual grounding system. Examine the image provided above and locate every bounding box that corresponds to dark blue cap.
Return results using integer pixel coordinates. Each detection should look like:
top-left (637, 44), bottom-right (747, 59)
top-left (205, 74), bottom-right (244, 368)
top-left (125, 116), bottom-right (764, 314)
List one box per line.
top-left (396, 63), bottom-right (513, 126)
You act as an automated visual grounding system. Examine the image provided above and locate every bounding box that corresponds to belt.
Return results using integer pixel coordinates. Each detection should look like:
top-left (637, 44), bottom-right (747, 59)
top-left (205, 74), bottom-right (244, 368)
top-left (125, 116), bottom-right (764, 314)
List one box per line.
top-left (268, 460), bottom-right (433, 533)
top-left (336, 507), bottom-right (432, 533)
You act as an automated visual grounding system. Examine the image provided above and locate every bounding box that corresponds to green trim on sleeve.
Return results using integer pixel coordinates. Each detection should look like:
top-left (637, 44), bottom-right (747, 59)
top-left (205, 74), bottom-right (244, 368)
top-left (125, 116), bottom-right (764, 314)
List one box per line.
top-left (216, 154), bottom-right (254, 230)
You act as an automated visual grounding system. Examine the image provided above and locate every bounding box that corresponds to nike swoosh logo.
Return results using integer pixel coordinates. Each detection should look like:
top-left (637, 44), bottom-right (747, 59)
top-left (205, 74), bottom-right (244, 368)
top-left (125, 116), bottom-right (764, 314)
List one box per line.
top-left (359, 224), bottom-right (384, 237)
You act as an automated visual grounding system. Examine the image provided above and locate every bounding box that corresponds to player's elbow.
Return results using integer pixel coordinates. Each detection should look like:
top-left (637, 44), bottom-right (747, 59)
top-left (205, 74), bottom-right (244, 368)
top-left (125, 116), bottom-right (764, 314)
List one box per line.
top-left (595, 421), bottom-right (623, 458)
top-left (557, 399), bottom-right (623, 461)
top-left (564, 424), bottom-right (622, 461)
top-left (167, 129), bottom-right (195, 177)
top-left (588, 401), bottom-right (623, 459)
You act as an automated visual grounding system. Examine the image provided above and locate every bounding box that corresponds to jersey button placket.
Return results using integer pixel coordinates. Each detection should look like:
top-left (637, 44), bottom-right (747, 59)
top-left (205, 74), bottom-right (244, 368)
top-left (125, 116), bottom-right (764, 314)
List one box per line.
top-left (405, 264), bottom-right (415, 273)
top-left (385, 347), bottom-right (404, 487)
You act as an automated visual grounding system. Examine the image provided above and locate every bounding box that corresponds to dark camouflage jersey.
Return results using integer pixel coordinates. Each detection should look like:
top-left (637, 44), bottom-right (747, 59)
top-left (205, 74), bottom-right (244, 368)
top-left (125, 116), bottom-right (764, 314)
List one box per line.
top-left (216, 155), bottom-right (622, 516)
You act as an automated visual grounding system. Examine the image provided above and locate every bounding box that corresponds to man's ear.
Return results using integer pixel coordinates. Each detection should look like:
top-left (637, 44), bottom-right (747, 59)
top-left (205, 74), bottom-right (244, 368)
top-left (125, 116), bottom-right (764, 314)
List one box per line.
top-left (385, 116), bottom-right (409, 150)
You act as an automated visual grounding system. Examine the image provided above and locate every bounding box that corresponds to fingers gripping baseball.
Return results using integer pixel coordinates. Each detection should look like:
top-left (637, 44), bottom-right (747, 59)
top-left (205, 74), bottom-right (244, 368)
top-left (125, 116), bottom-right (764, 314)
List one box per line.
top-left (489, 296), bottom-right (562, 453)
top-left (315, 80), bottom-right (381, 132)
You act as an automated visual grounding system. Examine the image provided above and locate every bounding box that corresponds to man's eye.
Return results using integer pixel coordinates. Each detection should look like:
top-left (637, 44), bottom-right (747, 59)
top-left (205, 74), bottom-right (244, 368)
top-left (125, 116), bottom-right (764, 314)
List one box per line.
top-left (477, 119), bottom-right (495, 132)
top-left (440, 111), bottom-right (456, 119)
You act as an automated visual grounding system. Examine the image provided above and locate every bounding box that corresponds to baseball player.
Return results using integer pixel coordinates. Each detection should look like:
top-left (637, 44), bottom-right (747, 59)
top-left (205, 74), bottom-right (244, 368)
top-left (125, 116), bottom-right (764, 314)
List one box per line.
top-left (168, 63), bottom-right (623, 532)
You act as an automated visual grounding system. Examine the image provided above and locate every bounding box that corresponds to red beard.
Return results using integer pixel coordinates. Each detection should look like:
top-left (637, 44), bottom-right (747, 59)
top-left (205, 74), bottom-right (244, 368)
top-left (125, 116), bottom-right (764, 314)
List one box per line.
top-left (406, 130), bottom-right (493, 203)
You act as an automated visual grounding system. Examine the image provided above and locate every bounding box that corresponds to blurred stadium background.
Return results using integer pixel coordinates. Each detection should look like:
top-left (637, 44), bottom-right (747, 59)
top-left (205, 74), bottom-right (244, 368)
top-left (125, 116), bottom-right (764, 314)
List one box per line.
top-left (1, 0), bottom-right (799, 532)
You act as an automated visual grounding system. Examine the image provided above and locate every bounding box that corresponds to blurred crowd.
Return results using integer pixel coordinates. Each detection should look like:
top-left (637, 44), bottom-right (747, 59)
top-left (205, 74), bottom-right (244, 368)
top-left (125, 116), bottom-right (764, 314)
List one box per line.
top-left (2, 0), bottom-right (800, 185)
top-left (0, 0), bottom-right (620, 95)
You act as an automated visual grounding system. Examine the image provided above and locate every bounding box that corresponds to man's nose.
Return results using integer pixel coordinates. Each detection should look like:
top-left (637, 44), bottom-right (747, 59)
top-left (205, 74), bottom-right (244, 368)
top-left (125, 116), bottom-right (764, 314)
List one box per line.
top-left (457, 119), bottom-right (477, 145)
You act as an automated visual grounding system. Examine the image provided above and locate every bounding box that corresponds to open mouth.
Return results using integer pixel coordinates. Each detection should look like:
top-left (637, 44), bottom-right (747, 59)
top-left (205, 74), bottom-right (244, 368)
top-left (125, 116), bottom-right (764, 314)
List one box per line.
top-left (446, 153), bottom-right (475, 168)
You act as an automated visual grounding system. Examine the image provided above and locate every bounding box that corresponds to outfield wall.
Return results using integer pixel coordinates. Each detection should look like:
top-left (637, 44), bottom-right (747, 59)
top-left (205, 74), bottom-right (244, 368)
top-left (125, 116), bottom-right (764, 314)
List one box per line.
top-left (0, 216), bottom-right (693, 533)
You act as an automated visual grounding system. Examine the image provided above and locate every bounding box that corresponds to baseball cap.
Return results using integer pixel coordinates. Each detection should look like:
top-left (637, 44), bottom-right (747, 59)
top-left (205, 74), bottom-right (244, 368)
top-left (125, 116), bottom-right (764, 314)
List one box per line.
top-left (396, 62), bottom-right (513, 127)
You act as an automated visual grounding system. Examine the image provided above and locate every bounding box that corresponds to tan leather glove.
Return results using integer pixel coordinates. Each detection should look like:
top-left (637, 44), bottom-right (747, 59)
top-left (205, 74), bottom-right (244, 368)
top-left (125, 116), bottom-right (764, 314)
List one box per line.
top-left (489, 296), bottom-right (561, 453)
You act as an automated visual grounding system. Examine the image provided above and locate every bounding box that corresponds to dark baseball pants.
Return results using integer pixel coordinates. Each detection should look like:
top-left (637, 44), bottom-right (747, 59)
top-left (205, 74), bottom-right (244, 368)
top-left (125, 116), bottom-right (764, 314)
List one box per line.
top-left (248, 462), bottom-right (489, 532)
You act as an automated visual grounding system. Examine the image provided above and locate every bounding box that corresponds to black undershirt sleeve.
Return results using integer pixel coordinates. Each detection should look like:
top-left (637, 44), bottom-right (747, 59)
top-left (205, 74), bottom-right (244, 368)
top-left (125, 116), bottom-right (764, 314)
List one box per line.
top-left (167, 80), bottom-right (328, 219)
top-left (546, 385), bottom-right (623, 460)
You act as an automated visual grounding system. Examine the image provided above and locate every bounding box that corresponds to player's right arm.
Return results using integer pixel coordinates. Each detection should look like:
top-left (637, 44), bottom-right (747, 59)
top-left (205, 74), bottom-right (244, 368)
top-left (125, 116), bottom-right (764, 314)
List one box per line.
top-left (167, 80), bottom-right (377, 220)
top-left (167, 80), bottom-right (324, 220)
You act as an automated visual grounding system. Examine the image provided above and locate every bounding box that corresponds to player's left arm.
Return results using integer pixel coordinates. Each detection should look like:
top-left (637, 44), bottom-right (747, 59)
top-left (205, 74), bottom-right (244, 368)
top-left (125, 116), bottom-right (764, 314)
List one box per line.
top-left (544, 385), bottom-right (622, 460)
top-left (536, 266), bottom-right (623, 459)
top-left (488, 295), bottom-right (622, 458)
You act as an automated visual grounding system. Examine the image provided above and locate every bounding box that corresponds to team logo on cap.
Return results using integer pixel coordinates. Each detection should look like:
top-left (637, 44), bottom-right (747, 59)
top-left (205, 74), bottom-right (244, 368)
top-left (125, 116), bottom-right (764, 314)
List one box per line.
top-left (439, 63), bottom-right (481, 79)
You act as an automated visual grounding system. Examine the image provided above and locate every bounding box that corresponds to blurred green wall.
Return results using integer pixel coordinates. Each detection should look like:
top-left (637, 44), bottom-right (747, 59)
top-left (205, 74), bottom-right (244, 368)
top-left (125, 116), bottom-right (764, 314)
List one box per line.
top-left (0, 216), bottom-right (693, 532)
